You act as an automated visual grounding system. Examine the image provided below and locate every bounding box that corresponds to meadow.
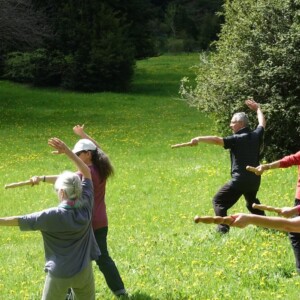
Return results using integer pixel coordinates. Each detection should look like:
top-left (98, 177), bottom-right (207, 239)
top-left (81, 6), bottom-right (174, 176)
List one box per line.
top-left (0, 54), bottom-right (298, 299)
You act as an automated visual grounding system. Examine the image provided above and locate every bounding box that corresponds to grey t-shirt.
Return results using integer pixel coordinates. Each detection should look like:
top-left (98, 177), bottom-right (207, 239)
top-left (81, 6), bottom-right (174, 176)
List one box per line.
top-left (18, 178), bottom-right (100, 278)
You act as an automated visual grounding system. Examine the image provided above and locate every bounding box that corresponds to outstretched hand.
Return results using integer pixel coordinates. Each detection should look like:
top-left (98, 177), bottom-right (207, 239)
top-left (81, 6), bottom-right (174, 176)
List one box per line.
top-left (229, 214), bottom-right (250, 228)
top-left (48, 138), bottom-right (69, 154)
top-left (29, 176), bottom-right (40, 186)
top-left (246, 165), bottom-right (264, 176)
top-left (278, 207), bottom-right (298, 218)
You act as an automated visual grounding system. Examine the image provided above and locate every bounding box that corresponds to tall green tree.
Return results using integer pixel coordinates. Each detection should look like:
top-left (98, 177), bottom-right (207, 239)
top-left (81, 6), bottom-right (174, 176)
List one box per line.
top-left (0, 0), bottom-right (50, 75)
top-left (30, 0), bottom-right (135, 91)
top-left (60, 2), bottom-right (135, 91)
top-left (151, 0), bottom-right (223, 52)
top-left (108, 0), bottom-right (158, 58)
top-left (180, 0), bottom-right (300, 160)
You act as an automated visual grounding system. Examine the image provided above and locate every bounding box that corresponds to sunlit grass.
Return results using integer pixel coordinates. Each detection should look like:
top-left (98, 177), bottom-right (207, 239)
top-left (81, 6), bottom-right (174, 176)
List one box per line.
top-left (0, 54), bottom-right (298, 299)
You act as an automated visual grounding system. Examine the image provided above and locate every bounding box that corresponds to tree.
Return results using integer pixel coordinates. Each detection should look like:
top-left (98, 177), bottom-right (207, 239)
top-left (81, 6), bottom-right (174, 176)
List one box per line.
top-left (165, 3), bottom-right (178, 37)
top-left (7, 0), bottom-right (136, 92)
top-left (0, 0), bottom-right (50, 74)
top-left (0, 0), bottom-right (50, 52)
top-left (180, 0), bottom-right (300, 160)
top-left (151, 0), bottom-right (223, 52)
top-left (60, 2), bottom-right (135, 92)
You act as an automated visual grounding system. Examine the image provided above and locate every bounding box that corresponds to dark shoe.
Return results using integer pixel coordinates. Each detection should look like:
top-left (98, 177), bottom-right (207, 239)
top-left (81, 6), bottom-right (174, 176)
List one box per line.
top-left (216, 224), bottom-right (229, 234)
top-left (115, 289), bottom-right (129, 298)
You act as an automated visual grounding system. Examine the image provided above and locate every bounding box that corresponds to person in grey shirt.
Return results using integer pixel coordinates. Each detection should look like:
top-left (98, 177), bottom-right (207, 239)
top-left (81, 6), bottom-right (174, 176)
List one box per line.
top-left (0, 137), bottom-right (100, 300)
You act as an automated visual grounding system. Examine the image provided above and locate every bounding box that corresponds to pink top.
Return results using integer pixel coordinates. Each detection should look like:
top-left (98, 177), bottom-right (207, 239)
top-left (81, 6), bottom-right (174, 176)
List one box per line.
top-left (279, 151), bottom-right (300, 199)
top-left (77, 165), bottom-right (108, 229)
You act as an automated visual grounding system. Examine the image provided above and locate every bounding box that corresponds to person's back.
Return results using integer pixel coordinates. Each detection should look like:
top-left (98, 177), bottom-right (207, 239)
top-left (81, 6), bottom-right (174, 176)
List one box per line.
top-left (0, 138), bottom-right (101, 300)
top-left (19, 177), bottom-right (99, 280)
top-left (226, 126), bottom-right (264, 190)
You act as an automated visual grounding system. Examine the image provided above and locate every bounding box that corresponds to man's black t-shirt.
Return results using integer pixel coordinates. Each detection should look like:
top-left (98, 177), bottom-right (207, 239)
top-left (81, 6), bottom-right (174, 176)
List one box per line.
top-left (223, 126), bottom-right (264, 192)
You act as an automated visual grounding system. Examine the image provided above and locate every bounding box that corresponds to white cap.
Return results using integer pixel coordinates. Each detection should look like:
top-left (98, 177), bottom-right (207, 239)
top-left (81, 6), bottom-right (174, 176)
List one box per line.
top-left (72, 139), bottom-right (97, 153)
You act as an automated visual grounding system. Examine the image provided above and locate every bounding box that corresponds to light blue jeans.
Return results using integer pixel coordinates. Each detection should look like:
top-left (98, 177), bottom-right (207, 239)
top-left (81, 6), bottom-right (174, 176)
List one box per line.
top-left (42, 262), bottom-right (95, 300)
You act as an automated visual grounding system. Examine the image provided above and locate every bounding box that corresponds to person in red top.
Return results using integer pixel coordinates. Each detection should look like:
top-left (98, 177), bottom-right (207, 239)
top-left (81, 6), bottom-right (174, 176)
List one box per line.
top-left (72, 125), bottom-right (127, 297)
top-left (246, 151), bottom-right (300, 272)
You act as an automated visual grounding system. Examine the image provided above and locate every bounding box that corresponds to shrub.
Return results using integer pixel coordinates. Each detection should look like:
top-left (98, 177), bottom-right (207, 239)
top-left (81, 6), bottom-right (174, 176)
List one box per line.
top-left (3, 52), bottom-right (33, 83)
top-left (180, 0), bottom-right (300, 160)
top-left (3, 49), bottom-right (65, 87)
top-left (30, 49), bottom-right (65, 86)
top-left (59, 2), bottom-right (135, 92)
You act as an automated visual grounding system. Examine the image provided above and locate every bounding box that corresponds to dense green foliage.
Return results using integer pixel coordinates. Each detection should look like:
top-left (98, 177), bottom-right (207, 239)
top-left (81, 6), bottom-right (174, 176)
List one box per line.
top-left (149, 0), bottom-right (223, 53)
top-left (181, 0), bottom-right (300, 160)
top-left (2, 1), bottom-right (137, 91)
top-left (3, 49), bottom-right (64, 86)
top-left (1, 0), bottom-right (224, 92)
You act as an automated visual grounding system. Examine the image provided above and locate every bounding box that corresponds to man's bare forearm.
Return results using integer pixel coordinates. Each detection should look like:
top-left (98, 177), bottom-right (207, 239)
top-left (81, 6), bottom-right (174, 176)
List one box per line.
top-left (191, 136), bottom-right (224, 146)
top-left (256, 106), bottom-right (266, 128)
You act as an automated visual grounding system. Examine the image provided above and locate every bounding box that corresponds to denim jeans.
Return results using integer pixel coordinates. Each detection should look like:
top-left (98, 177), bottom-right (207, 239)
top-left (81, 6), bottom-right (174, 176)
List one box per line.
top-left (94, 227), bottom-right (126, 296)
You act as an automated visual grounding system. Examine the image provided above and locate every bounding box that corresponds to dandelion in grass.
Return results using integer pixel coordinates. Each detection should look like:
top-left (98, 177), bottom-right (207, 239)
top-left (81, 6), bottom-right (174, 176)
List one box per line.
top-left (259, 276), bottom-right (266, 286)
top-left (215, 269), bottom-right (224, 277)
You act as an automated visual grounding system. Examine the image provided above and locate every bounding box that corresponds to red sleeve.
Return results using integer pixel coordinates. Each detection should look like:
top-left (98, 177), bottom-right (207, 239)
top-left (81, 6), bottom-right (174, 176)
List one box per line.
top-left (279, 151), bottom-right (300, 168)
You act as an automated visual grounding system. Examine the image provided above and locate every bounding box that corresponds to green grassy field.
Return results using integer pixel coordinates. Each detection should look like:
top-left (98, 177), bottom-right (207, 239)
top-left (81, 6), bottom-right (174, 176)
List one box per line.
top-left (0, 54), bottom-right (298, 299)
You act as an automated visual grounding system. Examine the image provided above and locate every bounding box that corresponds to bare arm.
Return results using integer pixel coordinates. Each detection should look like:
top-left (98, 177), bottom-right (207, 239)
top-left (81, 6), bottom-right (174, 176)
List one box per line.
top-left (231, 213), bottom-right (300, 232)
top-left (30, 175), bottom-right (59, 185)
top-left (73, 124), bottom-right (100, 148)
top-left (190, 136), bottom-right (224, 146)
top-left (246, 160), bottom-right (281, 175)
top-left (256, 106), bottom-right (266, 128)
top-left (0, 216), bottom-right (19, 226)
top-left (48, 138), bottom-right (91, 180)
top-left (245, 99), bottom-right (266, 128)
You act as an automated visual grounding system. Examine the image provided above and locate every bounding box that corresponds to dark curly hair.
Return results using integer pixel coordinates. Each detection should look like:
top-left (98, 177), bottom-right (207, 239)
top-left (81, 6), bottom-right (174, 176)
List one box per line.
top-left (90, 148), bottom-right (114, 180)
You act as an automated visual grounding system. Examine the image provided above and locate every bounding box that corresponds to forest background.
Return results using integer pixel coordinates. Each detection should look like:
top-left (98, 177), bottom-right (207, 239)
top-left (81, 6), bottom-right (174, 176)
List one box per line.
top-left (0, 0), bottom-right (222, 91)
top-left (1, 0), bottom-right (299, 160)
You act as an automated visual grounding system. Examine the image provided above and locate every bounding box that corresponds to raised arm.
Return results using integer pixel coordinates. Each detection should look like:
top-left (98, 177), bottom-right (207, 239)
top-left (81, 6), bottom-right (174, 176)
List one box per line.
top-left (48, 138), bottom-right (91, 180)
top-left (73, 124), bottom-right (100, 148)
top-left (245, 99), bottom-right (266, 128)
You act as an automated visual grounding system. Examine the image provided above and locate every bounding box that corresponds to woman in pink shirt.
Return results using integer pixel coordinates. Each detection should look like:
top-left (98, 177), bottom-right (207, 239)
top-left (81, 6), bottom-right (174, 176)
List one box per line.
top-left (72, 125), bottom-right (127, 298)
